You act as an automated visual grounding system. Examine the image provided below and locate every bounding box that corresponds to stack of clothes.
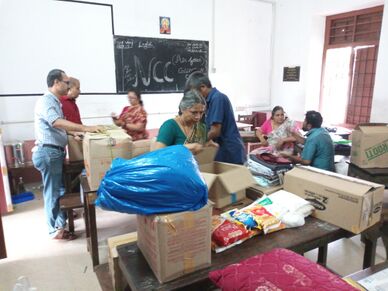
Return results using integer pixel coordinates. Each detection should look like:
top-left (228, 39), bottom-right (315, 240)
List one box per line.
top-left (247, 153), bottom-right (293, 187)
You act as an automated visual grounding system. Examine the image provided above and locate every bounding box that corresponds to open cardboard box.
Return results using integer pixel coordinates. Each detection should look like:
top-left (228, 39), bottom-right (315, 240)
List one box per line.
top-left (196, 147), bottom-right (255, 208)
top-left (284, 166), bottom-right (384, 234)
top-left (351, 123), bottom-right (388, 168)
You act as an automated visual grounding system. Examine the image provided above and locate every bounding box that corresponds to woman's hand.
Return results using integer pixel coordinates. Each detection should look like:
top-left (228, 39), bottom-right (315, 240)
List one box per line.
top-left (205, 140), bottom-right (219, 148)
top-left (185, 143), bottom-right (204, 155)
top-left (111, 113), bottom-right (123, 126)
top-left (276, 138), bottom-right (285, 149)
top-left (255, 127), bottom-right (268, 145)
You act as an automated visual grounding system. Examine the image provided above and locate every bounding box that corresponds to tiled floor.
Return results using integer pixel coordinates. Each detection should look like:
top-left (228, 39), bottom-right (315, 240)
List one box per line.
top-left (0, 180), bottom-right (386, 290)
top-left (0, 183), bottom-right (136, 291)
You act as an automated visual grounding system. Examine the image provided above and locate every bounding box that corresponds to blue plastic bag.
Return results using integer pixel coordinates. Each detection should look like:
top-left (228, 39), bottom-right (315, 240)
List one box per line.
top-left (95, 145), bottom-right (208, 215)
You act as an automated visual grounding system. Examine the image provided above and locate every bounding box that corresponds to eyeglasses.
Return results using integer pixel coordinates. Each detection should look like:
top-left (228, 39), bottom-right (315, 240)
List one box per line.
top-left (60, 80), bottom-right (70, 85)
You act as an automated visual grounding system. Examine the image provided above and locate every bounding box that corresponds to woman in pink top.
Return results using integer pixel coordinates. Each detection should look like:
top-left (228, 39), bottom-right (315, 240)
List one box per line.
top-left (255, 106), bottom-right (300, 153)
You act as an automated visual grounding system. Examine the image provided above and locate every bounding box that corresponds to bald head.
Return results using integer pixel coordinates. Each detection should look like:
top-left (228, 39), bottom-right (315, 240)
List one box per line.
top-left (67, 77), bottom-right (81, 99)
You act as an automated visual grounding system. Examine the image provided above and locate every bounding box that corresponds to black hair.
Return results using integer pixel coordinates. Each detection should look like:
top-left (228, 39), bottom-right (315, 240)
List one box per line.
top-left (305, 110), bottom-right (323, 128)
top-left (47, 69), bottom-right (65, 87)
top-left (128, 88), bottom-right (143, 106)
top-left (184, 71), bottom-right (212, 92)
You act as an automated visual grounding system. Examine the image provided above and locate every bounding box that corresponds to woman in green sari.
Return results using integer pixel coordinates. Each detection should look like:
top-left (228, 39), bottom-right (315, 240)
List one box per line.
top-left (156, 90), bottom-right (217, 154)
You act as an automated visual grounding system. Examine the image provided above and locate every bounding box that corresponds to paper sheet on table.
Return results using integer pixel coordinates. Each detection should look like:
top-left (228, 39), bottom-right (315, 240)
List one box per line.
top-left (357, 268), bottom-right (388, 291)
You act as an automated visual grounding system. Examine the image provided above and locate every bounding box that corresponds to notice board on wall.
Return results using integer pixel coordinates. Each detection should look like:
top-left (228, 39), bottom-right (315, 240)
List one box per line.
top-left (114, 36), bottom-right (209, 94)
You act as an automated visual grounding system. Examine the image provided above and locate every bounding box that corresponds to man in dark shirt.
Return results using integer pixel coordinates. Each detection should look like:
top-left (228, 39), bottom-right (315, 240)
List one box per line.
top-left (185, 72), bottom-right (246, 165)
top-left (60, 77), bottom-right (82, 124)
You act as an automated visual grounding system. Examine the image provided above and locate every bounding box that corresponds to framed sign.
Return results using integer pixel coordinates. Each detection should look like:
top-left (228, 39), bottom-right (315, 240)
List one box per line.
top-left (160, 16), bottom-right (171, 34)
top-left (283, 66), bottom-right (300, 82)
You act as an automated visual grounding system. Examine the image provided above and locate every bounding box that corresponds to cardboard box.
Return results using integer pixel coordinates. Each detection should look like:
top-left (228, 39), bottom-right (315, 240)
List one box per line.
top-left (283, 166), bottom-right (384, 234)
top-left (108, 232), bottom-right (137, 291)
top-left (137, 203), bottom-right (212, 283)
top-left (83, 129), bottom-right (132, 190)
top-left (351, 123), bottom-right (388, 168)
top-left (197, 147), bottom-right (255, 208)
top-left (131, 139), bottom-right (151, 158)
top-left (67, 135), bottom-right (83, 161)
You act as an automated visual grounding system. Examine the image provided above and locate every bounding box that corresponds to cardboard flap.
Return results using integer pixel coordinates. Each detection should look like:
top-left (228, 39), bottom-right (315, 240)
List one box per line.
top-left (194, 147), bottom-right (218, 165)
top-left (86, 130), bottom-right (129, 140)
top-left (201, 173), bottom-right (217, 189)
top-left (355, 123), bottom-right (388, 134)
top-left (291, 166), bottom-right (384, 194)
top-left (217, 163), bottom-right (255, 193)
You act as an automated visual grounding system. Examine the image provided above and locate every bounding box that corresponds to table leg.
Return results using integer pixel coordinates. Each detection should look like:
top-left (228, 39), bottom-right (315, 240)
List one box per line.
top-left (317, 245), bottom-right (328, 266)
top-left (83, 192), bottom-right (90, 241)
top-left (89, 203), bottom-right (99, 267)
top-left (362, 225), bottom-right (380, 269)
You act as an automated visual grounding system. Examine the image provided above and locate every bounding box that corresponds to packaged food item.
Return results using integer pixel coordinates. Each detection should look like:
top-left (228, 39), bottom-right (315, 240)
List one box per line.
top-left (222, 204), bottom-right (285, 234)
top-left (211, 215), bottom-right (258, 253)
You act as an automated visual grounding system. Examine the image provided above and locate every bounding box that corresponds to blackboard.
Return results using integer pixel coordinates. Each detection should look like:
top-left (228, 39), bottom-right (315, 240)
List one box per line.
top-left (114, 36), bottom-right (209, 94)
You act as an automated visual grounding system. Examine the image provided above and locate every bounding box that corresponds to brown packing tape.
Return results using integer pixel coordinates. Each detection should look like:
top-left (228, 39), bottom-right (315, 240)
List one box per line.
top-left (184, 212), bottom-right (195, 228)
top-left (183, 252), bottom-right (195, 274)
top-left (166, 217), bottom-right (177, 234)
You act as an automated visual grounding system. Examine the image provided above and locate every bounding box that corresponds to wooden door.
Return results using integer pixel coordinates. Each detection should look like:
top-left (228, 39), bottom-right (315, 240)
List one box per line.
top-left (345, 46), bottom-right (378, 124)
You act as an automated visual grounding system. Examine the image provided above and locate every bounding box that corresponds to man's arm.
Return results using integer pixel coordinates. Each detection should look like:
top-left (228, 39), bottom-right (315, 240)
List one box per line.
top-left (282, 153), bottom-right (311, 166)
top-left (53, 118), bottom-right (103, 133)
top-left (208, 123), bottom-right (222, 140)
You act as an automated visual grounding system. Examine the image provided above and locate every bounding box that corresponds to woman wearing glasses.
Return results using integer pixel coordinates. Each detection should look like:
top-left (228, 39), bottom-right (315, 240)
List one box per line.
top-left (111, 89), bottom-right (149, 141)
top-left (155, 90), bottom-right (217, 154)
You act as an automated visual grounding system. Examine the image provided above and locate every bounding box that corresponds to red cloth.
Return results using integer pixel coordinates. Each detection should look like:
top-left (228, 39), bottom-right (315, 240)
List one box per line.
top-left (118, 105), bottom-right (148, 141)
top-left (209, 248), bottom-right (358, 291)
top-left (59, 96), bottom-right (82, 124)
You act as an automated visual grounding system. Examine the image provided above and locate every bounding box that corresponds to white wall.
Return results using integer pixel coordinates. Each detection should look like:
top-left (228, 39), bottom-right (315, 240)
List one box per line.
top-left (1, 0), bottom-right (387, 143)
top-left (0, 0), bottom-right (274, 143)
top-left (271, 0), bottom-right (386, 122)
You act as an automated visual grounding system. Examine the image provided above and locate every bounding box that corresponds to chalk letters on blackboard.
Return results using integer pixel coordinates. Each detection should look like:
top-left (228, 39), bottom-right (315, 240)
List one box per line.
top-left (114, 36), bottom-right (209, 93)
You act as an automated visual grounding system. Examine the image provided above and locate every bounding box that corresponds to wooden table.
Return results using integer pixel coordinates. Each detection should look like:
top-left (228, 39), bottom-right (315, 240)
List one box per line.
top-left (117, 196), bottom-right (383, 291)
top-left (63, 160), bottom-right (84, 193)
top-left (80, 175), bottom-right (99, 267)
top-left (117, 217), bottom-right (360, 291)
top-left (348, 162), bottom-right (388, 188)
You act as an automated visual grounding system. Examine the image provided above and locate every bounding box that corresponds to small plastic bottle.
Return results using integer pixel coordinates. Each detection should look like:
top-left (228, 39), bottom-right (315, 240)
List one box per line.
top-left (17, 177), bottom-right (26, 194)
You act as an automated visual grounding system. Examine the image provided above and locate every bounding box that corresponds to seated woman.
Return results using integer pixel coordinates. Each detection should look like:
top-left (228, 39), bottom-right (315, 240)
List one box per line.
top-left (255, 106), bottom-right (300, 154)
top-left (155, 90), bottom-right (217, 154)
top-left (111, 89), bottom-right (149, 140)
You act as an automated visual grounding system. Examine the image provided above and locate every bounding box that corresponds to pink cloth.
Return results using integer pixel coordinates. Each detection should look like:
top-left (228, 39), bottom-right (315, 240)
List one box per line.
top-left (260, 118), bottom-right (272, 135)
top-left (209, 248), bottom-right (358, 291)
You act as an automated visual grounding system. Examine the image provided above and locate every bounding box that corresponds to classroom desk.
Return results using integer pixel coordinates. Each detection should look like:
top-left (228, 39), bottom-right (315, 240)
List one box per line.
top-left (117, 214), bottom-right (381, 290)
top-left (80, 174), bottom-right (383, 273)
top-left (236, 122), bottom-right (253, 131)
top-left (7, 159), bottom-right (83, 194)
top-left (80, 175), bottom-right (99, 267)
top-left (239, 130), bottom-right (259, 143)
top-left (63, 159), bottom-right (84, 193)
top-left (348, 162), bottom-right (388, 188)
top-left (117, 217), bottom-right (363, 291)
top-left (7, 161), bottom-right (38, 194)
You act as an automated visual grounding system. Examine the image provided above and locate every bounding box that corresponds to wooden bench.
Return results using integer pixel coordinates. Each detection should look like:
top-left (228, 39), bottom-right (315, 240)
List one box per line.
top-left (59, 193), bottom-right (83, 233)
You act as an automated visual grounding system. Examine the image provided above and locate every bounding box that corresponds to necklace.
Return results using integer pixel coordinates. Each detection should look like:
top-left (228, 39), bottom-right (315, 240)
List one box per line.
top-left (179, 116), bottom-right (194, 138)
